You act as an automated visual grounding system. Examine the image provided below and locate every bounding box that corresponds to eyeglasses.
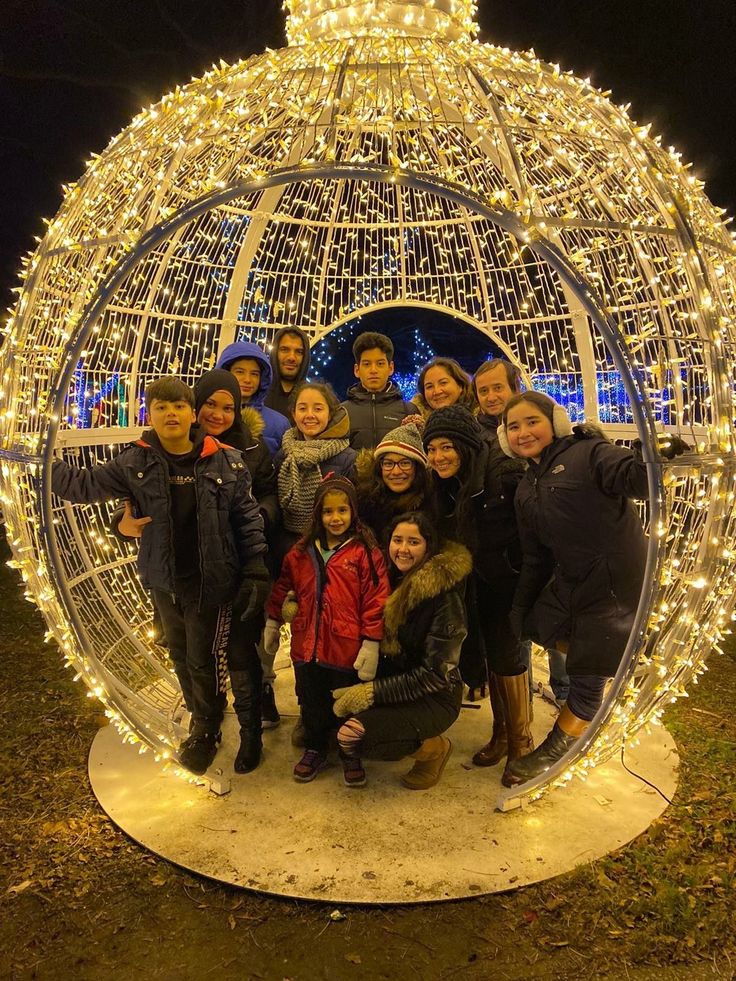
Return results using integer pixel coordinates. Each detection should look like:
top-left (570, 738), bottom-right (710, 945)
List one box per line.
top-left (380, 458), bottom-right (415, 472)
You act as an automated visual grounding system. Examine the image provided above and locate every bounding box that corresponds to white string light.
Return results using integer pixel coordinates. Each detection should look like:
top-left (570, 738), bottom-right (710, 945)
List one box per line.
top-left (1, 0), bottom-right (734, 803)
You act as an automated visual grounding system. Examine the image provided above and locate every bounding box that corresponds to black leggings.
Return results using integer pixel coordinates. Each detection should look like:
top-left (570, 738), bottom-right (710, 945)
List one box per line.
top-left (474, 573), bottom-right (527, 677)
top-left (347, 683), bottom-right (463, 761)
top-left (294, 661), bottom-right (360, 754)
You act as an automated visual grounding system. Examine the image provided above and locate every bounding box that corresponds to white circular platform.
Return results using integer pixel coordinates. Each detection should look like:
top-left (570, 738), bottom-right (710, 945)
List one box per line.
top-left (89, 658), bottom-right (678, 904)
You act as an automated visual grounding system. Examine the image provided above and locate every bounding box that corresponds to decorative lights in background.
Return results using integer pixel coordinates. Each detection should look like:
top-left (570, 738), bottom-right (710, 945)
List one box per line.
top-left (0, 0), bottom-right (734, 806)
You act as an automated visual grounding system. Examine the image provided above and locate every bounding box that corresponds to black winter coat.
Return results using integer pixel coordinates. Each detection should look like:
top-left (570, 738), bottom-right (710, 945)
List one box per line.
top-left (52, 430), bottom-right (266, 607)
top-left (236, 407), bottom-right (279, 530)
top-left (374, 540), bottom-right (471, 704)
top-left (433, 440), bottom-right (524, 584)
top-left (342, 383), bottom-right (417, 450)
top-left (512, 432), bottom-right (649, 677)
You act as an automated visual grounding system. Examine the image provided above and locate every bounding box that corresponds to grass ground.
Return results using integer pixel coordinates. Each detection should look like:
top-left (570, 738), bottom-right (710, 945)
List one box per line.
top-left (1, 534), bottom-right (734, 980)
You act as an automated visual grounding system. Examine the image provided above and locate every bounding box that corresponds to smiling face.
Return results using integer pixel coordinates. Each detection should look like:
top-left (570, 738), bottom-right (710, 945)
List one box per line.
top-left (354, 347), bottom-right (394, 393)
top-left (293, 388), bottom-right (331, 438)
top-left (148, 398), bottom-right (196, 452)
top-left (476, 363), bottom-right (516, 418)
top-left (389, 521), bottom-right (428, 574)
top-left (422, 366), bottom-right (463, 409)
top-left (379, 453), bottom-right (417, 493)
top-left (505, 400), bottom-right (555, 462)
top-left (228, 358), bottom-right (261, 402)
top-left (321, 491), bottom-right (353, 547)
top-left (197, 389), bottom-right (236, 437)
top-left (276, 333), bottom-right (305, 382)
top-left (426, 437), bottom-right (462, 479)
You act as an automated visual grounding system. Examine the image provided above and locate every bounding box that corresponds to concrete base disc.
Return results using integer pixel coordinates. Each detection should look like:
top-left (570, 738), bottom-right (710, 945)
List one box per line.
top-left (88, 656), bottom-right (678, 903)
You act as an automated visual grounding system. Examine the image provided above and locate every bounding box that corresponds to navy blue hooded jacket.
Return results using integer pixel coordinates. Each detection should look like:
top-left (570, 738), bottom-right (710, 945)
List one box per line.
top-left (215, 341), bottom-right (289, 455)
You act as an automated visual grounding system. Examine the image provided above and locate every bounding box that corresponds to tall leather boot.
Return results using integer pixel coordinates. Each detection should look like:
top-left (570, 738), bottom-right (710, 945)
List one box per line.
top-left (472, 673), bottom-right (508, 766)
top-left (400, 736), bottom-right (453, 790)
top-left (505, 705), bottom-right (588, 784)
top-left (498, 670), bottom-right (534, 788)
top-left (230, 670), bottom-right (263, 774)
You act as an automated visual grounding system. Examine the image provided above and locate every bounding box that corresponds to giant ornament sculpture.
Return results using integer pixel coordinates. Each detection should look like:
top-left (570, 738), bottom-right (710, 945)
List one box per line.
top-left (1, 0), bottom-right (735, 807)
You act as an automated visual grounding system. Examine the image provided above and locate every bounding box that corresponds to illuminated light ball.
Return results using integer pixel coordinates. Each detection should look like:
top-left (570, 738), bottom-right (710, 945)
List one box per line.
top-left (1, 0), bottom-right (735, 805)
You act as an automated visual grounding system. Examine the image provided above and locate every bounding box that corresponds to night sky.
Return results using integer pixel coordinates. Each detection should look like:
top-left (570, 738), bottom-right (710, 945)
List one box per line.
top-left (1, 0), bottom-right (734, 315)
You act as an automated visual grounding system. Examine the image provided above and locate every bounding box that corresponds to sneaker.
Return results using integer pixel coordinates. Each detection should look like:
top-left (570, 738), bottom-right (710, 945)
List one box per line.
top-left (293, 749), bottom-right (329, 782)
top-left (341, 755), bottom-right (366, 788)
top-left (291, 716), bottom-right (306, 748)
top-left (179, 731), bottom-right (221, 775)
top-left (261, 682), bottom-right (281, 729)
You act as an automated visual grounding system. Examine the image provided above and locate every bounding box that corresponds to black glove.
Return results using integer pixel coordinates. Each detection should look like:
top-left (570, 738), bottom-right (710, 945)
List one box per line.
top-left (633, 434), bottom-right (690, 461)
top-left (234, 557), bottom-right (271, 622)
top-left (656, 433), bottom-right (690, 460)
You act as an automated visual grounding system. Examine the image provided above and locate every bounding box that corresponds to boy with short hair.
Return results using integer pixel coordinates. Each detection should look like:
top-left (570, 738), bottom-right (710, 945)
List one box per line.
top-left (342, 331), bottom-right (417, 449)
top-left (215, 341), bottom-right (289, 454)
top-left (51, 376), bottom-right (269, 775)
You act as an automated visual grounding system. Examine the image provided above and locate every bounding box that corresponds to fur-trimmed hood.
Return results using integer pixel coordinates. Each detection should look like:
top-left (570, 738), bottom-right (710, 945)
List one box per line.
top-left (381, 539), bottom-right (472, 656)
top-left (355, 446), bottom-right (375, 485)
top-left (241, 404), bottom-right (266, 441)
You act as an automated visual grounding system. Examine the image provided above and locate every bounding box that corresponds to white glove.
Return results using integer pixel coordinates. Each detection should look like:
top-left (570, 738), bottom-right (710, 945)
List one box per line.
top-left (353, 639), bottom-right (379, 681)
top-left (262, 618), bottom-right (281, 657)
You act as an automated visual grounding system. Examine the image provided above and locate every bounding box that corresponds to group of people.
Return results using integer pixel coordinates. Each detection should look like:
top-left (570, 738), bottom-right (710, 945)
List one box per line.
top-left (52, 328), bottom-right (686, 793)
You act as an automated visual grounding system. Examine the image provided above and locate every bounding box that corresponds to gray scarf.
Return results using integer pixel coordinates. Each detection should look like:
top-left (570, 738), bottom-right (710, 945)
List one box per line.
top-left (278, 429), bottom-right (350, 533)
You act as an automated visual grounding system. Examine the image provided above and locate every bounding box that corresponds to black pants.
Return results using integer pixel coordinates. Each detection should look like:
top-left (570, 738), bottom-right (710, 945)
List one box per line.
top-left (470, 572), bottom-right (526, 679)
top-left (566, 674), bottom-right (608, 721)
top-left (227, 611), bottom-right (264, 734)
top-left (294, 661), bottom-right (360, 755)
top-left (355, 682), bottom-right (463, 760)
top-left (154, 589), bottom-right (231, 736)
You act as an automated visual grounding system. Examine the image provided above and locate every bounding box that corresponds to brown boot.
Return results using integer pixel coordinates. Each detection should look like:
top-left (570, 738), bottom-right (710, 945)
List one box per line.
top-left (497, 671), bottom-right (534, 788)
top-left (401, 736), bottom-right (452, 790)
top-left (472, 673), bottom-right (508, 766)
top-left (557, 704), bottom-right (588, 738)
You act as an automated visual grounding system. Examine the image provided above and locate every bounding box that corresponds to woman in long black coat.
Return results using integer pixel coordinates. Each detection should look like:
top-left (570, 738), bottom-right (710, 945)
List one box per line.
top-left (499, 391), bottom-right (654, 782)
top-left (421, 405), bottom-right (531, 787)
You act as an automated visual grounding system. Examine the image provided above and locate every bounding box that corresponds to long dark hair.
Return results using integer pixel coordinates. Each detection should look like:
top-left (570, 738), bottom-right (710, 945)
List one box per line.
top-left (360, 455), bottom-right (435, 512)
top-left (299, 488), bottom-right (379, 555)
top-left (385, 511), bottom-right (440, 586)
top-left (434, 440), bottom-right (477, 542)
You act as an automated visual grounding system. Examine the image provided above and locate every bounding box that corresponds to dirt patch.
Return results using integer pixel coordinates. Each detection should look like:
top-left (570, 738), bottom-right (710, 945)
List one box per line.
top-left (1, 534), bottom-right (734, 980)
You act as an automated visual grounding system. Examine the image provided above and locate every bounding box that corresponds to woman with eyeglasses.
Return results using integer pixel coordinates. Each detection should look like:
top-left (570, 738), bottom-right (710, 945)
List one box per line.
top-left (355, 423), bottom-right (437, 543)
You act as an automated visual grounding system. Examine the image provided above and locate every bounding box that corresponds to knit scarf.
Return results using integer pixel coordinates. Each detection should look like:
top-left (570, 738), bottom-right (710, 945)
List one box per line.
top-left (278, 429), bottom-right (350, 533)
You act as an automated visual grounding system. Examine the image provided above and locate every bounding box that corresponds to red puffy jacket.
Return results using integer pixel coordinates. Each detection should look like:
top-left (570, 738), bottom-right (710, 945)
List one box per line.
top-left (266, 538), bottom-right (389, 671)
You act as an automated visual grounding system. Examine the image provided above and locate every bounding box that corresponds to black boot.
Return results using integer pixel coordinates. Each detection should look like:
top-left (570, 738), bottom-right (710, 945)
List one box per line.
top-left (179, 731), bottom-right (222, 775)
top-left (230, 669), bottom-right (263, 774)
top-left (235, 728), bottom-right (263, 773)
top-left (505, 723), bottom-right (578, 782)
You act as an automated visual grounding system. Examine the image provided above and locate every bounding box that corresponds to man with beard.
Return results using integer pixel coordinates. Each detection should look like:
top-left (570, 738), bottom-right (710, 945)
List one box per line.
top-left (264, 327), bottom-right (311, 423)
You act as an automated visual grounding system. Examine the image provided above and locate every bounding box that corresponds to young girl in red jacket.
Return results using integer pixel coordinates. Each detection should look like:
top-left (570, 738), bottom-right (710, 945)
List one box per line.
top-left (262, 475), bottom-right (390, 785)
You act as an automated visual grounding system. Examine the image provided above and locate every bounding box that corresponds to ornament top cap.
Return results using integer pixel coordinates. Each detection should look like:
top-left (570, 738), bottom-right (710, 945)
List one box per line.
top-left (285, 0), bottom-right (478, 45)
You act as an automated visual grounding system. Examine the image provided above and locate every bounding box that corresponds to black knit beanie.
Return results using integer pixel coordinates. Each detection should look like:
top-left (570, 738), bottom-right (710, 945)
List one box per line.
top-left (422, 405), bottom-right (483, 452)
